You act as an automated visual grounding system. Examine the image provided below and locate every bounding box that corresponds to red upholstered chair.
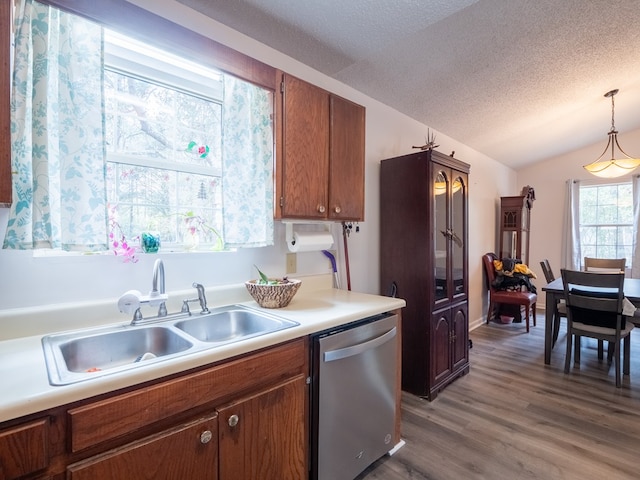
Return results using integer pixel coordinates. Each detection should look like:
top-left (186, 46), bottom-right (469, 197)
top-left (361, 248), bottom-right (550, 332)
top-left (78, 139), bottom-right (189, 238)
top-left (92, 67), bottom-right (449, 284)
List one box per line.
top-left (482, 252), bottom-right (537, 332)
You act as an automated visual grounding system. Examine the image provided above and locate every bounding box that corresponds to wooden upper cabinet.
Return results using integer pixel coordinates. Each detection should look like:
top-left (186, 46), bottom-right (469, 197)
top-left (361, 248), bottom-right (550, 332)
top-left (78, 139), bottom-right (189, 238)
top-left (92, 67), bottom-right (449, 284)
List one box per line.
top-left (277, 72), bottom-right (365, 221)
top-left (1, 0), bottom-right (11, 206)
top-left (329, 95), bottom-right (365, 221)
top-left (280, 73), bottom-right (330, 219)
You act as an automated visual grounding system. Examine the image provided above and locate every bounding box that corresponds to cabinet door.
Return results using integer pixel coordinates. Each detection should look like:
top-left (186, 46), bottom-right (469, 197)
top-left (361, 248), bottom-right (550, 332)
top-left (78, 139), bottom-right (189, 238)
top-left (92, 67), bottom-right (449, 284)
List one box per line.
top-left (451, 171), bottom-right (468, 301)
top-left (0, 418), bottom-right (49, 479)
top-left (451, 303), bottom-right (469, 372)
top-left (430, 310), bottom-right (452, 386)
top-left (218, 375), bottom-right (307, 480)
top-left (432, 167), bottom-right (450, 305)
top-left (67, 414), bottom-right (218, 480)
top-left (281, 74), bottom-right (329, 218)
top-left (328, 95), bottom-right (365, 221)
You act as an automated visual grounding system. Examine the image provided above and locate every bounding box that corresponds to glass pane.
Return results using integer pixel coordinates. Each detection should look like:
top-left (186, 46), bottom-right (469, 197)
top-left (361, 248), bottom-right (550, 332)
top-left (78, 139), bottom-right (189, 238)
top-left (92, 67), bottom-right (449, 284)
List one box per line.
top-left (434, 171), bottom-right (448, 301)
top-left (579, 182), bottom-right (633, 268)
top-left (452, 176), bottom-right (465, 296)
top-left (104, 70), bottom-right (223, 171)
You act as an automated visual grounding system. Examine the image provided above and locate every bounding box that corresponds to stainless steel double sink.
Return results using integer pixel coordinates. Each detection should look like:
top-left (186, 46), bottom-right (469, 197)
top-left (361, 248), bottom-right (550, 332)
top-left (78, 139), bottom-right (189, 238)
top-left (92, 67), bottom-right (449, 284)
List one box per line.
top-left (41, 305), bottom-right (299, 385)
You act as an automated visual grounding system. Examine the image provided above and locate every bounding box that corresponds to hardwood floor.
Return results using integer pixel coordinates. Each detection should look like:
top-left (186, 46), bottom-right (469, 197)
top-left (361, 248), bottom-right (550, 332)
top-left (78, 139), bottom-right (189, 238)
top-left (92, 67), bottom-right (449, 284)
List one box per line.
top-left (357, 315), bottom-right (640, 479)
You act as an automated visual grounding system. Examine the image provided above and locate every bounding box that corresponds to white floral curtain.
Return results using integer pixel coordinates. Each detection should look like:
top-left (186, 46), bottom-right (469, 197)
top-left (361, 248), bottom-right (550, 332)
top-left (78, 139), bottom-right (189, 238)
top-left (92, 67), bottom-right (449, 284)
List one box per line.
top-left (3, 0), bottom-right (107, 251)
top-left (221, 76), bottom-right (274, 247)
top-left (561, 179), bottom-right (581, 270)
top-left (631, 175), bottom-right (640, 278)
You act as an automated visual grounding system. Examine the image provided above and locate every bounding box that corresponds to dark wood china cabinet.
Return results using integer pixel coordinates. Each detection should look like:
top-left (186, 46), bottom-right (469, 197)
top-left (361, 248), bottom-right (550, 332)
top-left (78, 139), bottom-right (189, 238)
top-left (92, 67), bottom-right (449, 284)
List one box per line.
top-left (380, 149), bottom-right (470, 400)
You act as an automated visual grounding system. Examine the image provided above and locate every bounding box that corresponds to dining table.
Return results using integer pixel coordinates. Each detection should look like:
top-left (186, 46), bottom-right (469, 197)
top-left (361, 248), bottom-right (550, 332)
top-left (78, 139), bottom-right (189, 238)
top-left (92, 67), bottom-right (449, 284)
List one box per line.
top-left (541, 277), bottom-right (640, 364)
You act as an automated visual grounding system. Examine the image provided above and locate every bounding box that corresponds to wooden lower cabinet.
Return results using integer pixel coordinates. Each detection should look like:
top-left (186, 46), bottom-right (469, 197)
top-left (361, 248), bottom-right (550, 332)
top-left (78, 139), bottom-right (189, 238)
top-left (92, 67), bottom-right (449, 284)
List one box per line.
top-left (0, 339), bottom-right (308, 480)
top-left (430, 303), bottom-right (469, 398)
top-left (67, 414), bottom-right (218, 480)
top-left (0, 418), bottom-right (49, 479)
top-left (218, 375), bottom-right (307, 480)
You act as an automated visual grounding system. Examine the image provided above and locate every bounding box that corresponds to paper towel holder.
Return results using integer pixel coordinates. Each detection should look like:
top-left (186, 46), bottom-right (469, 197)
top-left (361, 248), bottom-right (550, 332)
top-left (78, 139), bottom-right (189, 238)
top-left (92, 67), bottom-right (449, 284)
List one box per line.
top-left (284, 221), bottom-right (332, 250)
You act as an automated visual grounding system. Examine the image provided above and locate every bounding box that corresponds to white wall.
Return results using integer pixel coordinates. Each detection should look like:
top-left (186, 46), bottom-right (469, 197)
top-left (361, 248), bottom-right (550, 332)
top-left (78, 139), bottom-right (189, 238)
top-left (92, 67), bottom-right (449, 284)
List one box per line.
top-left (0, 0), bottom-right (516, 328)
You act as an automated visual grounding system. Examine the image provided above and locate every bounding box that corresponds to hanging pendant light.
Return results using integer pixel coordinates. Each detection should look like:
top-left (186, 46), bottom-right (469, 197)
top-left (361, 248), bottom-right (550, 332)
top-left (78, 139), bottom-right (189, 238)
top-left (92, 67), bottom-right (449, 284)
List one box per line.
top-left (583, 89), bottom-right (640, 178)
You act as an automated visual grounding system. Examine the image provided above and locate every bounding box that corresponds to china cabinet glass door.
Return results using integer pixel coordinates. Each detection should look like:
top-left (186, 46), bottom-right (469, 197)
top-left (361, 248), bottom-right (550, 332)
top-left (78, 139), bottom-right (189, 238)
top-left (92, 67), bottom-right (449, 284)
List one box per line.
top-left (433, 170), bottom-right (448, 301)
top-left (451, 175), bottom-right (466, 297)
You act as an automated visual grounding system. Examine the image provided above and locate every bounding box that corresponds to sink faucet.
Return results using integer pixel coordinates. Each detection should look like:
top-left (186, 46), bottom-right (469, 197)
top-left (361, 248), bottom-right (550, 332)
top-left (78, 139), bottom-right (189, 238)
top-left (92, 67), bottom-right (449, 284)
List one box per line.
top-left (181, 283), bottom-right (210, 314)
top-left (119, 261), bottom-right (212, 324)
top-left (151, 259), bottom-right (168, 317)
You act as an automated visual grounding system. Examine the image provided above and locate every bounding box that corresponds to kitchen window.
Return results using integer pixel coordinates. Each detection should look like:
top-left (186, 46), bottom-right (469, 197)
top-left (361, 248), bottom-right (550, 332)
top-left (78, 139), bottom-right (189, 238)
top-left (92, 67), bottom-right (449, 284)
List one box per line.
top-left (104, 30), bottom-right (224, 251)
top-left (579, 182), bottom-right (633, 267)
top-left (4, 0), bottom-right (274, 254)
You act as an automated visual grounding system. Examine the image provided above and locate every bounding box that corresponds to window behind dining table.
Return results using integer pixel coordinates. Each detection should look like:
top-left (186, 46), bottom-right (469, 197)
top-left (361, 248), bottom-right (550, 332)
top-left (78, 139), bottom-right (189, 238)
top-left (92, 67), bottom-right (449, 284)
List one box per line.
top-left (579, 182), bottom-right (633, 268)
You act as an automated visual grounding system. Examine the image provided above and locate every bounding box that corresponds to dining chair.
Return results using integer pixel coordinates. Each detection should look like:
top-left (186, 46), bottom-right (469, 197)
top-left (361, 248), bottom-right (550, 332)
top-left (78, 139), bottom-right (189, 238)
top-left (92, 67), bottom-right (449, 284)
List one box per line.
top-left (583, 257), bottom-right (626, 273)
top-left (583, 257), bottom-right (626, 357)
top-left (540, 259), bottom-right (566, 347)
top-left (560, 269), bottom-right (634, 387)
top-left (482, 253), bottom-right (537, 332)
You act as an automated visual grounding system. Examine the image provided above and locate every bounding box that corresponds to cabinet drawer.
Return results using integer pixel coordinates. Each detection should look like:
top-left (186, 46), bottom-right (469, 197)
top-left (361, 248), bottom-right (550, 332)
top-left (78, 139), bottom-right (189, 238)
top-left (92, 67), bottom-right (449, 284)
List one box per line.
top-left (68, 338), bottom-right (306, 452)
top-left (67, 414), bottom-right (218, 480)
top-left (0, 417), bottom-right (49, 479)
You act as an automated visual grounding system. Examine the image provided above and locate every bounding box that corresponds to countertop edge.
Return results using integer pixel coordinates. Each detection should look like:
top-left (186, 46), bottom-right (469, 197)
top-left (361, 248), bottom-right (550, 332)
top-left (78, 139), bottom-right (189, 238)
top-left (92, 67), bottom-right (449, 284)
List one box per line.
top-left (0, 286), bottom-right (405, 423)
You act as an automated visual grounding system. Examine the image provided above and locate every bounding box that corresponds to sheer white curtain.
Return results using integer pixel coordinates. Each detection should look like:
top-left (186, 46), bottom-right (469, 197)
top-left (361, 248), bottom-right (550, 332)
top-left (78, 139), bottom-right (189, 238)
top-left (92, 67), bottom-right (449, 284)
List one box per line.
top-left (221, 75), bottom-right (274, 248)
top-left (561, 179), bottom-right (581, 270)
top-left (631, 175), bottom-right (640, 278)
top-left (4, 0), bottom-right (107, 251)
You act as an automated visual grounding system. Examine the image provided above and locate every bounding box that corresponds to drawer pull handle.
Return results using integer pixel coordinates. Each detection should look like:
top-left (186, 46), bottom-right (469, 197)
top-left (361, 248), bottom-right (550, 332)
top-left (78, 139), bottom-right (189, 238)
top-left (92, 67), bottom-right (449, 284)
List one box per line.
top-left (200, 430), bottom-right (213, 444)
top-left (317, 204), bottom-right (326, 213)
top-left (228, 414), bottom-right (239, 427)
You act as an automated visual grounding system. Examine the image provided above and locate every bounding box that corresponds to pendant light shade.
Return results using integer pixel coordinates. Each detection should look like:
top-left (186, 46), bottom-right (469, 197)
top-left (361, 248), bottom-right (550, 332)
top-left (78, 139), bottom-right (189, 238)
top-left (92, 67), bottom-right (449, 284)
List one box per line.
top-left (583, 89), bottom-right (640, 178)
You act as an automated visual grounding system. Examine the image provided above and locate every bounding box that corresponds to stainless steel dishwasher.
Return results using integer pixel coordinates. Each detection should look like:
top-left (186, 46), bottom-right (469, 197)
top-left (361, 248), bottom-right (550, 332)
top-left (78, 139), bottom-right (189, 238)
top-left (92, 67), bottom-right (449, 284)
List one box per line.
top-left (310, 312), bottom-right (398, 480)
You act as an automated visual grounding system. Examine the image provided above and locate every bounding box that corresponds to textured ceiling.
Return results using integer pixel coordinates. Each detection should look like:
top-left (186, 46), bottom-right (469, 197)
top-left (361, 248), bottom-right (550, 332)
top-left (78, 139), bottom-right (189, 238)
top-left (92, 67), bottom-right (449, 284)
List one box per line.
top-left (177, 0), bottom-right (640, 169)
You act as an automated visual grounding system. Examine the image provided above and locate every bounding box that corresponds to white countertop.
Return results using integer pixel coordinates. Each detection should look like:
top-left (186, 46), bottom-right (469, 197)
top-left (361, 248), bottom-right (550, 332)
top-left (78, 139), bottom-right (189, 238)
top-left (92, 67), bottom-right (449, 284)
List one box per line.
top-left (0, 278), bottom-right (405, 423)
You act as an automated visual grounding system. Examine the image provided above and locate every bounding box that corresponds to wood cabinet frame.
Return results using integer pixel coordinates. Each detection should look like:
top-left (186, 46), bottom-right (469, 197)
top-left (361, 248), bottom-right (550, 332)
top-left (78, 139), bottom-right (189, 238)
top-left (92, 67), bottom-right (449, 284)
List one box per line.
top-left (0, 1), bottom-right (11, 205)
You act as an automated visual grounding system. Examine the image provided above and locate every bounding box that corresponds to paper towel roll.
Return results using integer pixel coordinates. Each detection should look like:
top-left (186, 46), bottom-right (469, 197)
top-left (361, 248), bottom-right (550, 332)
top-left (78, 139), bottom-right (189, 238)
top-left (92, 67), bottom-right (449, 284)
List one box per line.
top-left (288, 231), bottom-right (334, 252)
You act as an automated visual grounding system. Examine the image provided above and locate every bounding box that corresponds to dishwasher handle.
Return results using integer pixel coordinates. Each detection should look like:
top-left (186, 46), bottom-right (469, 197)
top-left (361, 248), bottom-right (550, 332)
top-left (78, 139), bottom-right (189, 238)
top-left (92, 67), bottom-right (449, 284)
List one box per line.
top-left (323, 326), bottom-right (397, 362)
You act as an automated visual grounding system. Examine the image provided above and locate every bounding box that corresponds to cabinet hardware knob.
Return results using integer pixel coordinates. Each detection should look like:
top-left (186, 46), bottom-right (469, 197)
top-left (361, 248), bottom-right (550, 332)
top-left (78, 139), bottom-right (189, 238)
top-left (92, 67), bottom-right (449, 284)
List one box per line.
top-left (333, 206), bottom-right (341, 214)
top-left (317, 205), bottom-right (326, 213)
top-left (228, 414), bottom-right (239, 427)
top-left (200, 430), bottom-right (213, 444)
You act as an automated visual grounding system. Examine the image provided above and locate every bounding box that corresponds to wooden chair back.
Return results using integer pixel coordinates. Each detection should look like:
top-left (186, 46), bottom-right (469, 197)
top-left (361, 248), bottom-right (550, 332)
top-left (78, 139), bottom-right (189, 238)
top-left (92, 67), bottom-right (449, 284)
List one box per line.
top-left (482, 252), bottom-right (499, 292)
top-left (539, 259), bottom-right (555, 283)
top-left (560, 268), bottom-right (632, 387)
top-left (562, 269), bottom-right (624, 324)
top-left (583, 257), bottom-right (626, 273)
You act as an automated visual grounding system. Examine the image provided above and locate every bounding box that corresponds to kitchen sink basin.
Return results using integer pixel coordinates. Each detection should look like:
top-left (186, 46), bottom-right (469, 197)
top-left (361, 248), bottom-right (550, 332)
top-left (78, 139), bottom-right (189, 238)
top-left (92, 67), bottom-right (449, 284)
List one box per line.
top-left (42, 325), bottom-right (194, 385)
top-left (41, 305), bottom-right (299, 385)
top-left (174, 307), bottom-right (299, 344)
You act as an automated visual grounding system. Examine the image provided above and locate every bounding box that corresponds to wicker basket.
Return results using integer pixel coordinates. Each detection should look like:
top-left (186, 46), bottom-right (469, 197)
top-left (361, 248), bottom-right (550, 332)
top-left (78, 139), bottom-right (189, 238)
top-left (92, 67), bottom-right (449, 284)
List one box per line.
top-left (244, 279), bottom-right (302, 308)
